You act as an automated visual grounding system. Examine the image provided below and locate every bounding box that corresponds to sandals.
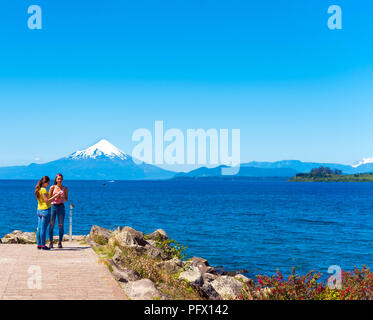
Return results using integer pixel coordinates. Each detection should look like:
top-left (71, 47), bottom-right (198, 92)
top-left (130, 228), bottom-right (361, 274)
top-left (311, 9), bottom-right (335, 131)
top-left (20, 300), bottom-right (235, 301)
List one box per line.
top-left (38, 242), bottom-right (62, 249)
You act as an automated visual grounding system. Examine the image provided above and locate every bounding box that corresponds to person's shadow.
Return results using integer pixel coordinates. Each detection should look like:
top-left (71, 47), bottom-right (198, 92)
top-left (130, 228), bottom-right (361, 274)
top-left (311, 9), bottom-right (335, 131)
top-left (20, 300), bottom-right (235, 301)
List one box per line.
top-left (52, 247), bottom-right (91, 251)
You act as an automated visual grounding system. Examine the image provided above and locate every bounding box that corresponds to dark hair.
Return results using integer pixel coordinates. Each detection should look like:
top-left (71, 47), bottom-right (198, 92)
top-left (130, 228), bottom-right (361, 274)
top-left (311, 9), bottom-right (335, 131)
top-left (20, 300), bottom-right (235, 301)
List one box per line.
top-left (35, 176), bottom-right (50, 199)
top-left (54, 173), bottom-right (64, 185)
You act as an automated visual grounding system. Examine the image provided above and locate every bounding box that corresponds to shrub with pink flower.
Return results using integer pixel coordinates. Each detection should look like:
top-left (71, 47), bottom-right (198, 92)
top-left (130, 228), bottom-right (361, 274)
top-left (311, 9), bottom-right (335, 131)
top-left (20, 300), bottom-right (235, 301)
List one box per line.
top-left (237, 265), bottom-right (373, 300)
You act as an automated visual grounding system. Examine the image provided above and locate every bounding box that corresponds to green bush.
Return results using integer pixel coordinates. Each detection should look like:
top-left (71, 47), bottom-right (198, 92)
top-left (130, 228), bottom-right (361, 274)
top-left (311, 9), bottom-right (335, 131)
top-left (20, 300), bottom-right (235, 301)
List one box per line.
top-left (153, 235), bottom-right (188, 260)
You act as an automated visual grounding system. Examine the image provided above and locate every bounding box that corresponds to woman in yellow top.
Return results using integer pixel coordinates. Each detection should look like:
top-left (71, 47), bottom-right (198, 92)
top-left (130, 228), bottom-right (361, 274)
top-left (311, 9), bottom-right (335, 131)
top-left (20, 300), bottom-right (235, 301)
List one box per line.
top-left (35, 176), bottom-right (63, 250)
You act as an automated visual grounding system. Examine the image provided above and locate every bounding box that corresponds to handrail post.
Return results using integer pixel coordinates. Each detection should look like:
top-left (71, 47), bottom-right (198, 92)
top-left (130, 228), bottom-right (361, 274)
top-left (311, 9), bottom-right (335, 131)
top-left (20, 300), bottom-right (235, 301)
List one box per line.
top-left (69, 204), bottom-right (74, 243)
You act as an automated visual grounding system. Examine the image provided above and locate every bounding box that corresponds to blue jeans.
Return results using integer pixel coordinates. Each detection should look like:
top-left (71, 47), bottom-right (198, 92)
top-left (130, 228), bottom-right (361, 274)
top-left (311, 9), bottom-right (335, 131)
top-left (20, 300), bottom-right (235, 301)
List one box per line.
top-left (37, 209), bottom-right (51, 246)
top-left (49, 204), bottom-right (66, 242)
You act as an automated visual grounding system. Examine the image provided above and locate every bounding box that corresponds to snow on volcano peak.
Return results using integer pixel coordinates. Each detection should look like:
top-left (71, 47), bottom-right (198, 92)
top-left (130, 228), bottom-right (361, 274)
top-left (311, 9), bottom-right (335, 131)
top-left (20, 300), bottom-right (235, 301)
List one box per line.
top-left (68, 139), bottom-right (128, 160)
top-left (352, 157), bottom-right (373, 168)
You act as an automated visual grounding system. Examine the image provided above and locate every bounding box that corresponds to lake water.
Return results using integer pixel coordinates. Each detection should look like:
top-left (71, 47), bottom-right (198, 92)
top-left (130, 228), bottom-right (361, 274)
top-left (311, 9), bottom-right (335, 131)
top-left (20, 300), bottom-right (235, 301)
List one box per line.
top-left (1, 179), bottom-right (372, 280)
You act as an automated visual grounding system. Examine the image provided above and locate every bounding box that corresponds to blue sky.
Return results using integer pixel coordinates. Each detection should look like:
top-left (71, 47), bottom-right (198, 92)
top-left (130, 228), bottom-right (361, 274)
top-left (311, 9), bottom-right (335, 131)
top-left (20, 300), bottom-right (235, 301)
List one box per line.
top-left (0, 0), bottom-right (372, 169)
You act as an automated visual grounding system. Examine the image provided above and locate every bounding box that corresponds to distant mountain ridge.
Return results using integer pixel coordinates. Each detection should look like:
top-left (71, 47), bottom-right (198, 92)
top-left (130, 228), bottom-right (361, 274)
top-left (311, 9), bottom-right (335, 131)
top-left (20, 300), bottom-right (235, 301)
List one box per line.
top-left (175, 165), bottom-right (298, 179)
top-left (242, 160), bottom-right (356, 174)
top-left (175, 160), bottom-right (373, 179)
top-left (0, 140), bottom-right (373, 180)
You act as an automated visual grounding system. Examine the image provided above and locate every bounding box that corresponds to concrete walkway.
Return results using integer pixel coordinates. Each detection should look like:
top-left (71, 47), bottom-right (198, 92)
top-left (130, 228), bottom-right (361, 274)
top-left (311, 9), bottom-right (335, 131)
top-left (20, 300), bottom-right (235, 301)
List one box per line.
top-left (0, 242), bottom-right (128, 300)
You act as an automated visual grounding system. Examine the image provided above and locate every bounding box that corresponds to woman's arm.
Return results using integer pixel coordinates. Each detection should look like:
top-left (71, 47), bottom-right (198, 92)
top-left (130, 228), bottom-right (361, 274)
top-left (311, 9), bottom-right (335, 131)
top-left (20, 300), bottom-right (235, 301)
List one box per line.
top-left (49, 185), bottom-right (55, 198)
top-left (64, 187), bottom-right (68, 202)
top-left (41, 190), bottom-right (61, 204)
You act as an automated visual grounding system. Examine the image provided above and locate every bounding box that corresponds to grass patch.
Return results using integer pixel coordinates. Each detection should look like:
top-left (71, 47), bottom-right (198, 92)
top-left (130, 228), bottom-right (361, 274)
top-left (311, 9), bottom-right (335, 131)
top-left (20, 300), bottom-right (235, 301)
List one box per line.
top-left (93, 242), bottom-right (203, 300)
top-left (92, 234), bottom-right (108, 245)
top-left (116, 245), bottom-right (202, 300)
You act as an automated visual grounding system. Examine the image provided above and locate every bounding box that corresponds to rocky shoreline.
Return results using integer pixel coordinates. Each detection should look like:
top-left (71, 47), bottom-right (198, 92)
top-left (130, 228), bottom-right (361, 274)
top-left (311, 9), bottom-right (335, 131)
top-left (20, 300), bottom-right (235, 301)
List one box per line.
top-left (87, 225), bottom-right (255, 300)
top-left (1, 225), bottom-right (255, 300)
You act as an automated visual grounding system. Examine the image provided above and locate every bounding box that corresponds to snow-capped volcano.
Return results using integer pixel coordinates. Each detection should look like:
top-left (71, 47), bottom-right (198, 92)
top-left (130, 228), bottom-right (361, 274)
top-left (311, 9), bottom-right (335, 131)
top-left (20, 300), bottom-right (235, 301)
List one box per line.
top-left (0, 139), bottom-right (175, 180)
top-left (68, 139), bottom-right (129, 160)
top-left (352, 158), bottom-right (373, 168)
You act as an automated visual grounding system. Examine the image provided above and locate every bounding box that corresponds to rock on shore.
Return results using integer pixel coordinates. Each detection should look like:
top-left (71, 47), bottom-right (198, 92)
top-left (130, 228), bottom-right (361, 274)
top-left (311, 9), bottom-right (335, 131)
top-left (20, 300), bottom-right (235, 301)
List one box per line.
top-left (1, 230), bottom-right (36, 244)
top-left (0, 230), bottom-right (88, 244)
